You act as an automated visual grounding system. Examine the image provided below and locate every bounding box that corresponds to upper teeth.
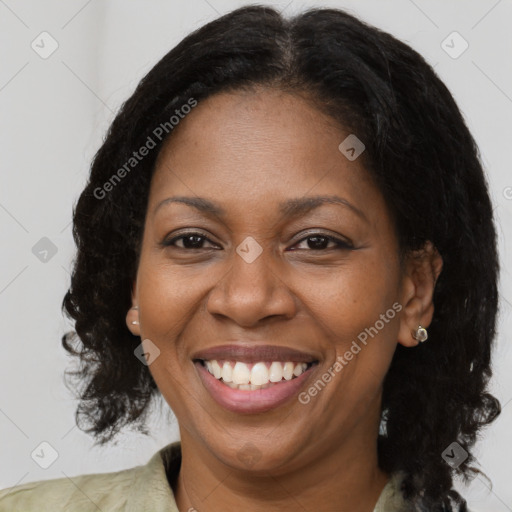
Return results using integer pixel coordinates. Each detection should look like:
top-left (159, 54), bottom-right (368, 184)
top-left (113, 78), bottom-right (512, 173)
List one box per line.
top-left (204, 360), bottom-right (309, 386)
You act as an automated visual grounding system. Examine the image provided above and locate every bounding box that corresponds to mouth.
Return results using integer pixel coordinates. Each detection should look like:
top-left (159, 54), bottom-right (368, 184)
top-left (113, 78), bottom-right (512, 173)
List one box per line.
top-left (192, 344), bottom-right (320, 413)
top-left (195, 359), bottom-right (317, 390)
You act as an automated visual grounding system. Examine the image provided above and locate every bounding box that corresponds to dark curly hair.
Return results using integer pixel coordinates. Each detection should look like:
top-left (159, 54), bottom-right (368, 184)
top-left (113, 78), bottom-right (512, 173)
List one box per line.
top-left (61, 5), bottom-right (501, 510)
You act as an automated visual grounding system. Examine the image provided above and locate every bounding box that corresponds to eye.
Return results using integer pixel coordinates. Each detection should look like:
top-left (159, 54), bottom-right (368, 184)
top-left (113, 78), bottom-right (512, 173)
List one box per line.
top-left (290, 233), bottom-right (353, 251)
top-left (161, 231), bottom-right (219, 250)
top-left (161, 231), bottom-right (353, 252)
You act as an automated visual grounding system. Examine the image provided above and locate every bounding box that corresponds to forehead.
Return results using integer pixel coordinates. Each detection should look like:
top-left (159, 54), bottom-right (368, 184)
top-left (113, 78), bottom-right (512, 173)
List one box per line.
top-left (149, 87), bottom-right (386, 225)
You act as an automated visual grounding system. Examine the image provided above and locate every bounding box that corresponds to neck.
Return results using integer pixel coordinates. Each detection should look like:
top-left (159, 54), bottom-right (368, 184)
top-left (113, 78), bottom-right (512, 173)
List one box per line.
top-left (173, 401), bottom-right (388, 511)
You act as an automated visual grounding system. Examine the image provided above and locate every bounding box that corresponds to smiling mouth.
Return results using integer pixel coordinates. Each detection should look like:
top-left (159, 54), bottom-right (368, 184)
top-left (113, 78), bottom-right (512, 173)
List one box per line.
top-left (195, 359), bottom-right (318, 391)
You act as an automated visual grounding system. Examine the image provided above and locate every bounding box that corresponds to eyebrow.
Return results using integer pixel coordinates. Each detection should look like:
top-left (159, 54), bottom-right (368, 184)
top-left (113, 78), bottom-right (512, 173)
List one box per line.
top-left (153, 195), bottom-right (368, 222)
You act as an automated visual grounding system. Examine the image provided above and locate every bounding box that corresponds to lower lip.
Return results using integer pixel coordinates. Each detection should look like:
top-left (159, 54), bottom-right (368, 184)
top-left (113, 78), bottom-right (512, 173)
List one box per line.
top-left (195, 361), bottom-right (318, 414)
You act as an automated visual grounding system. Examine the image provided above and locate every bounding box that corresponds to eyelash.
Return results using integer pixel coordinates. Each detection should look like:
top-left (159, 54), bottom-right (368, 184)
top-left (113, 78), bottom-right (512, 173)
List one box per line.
top-left (161, 231), bottom-right (354, 252)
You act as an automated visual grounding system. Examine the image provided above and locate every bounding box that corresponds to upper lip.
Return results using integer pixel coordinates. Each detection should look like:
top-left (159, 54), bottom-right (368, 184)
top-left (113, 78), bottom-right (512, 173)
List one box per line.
top-left (192, 344), bottom-right (319, 364)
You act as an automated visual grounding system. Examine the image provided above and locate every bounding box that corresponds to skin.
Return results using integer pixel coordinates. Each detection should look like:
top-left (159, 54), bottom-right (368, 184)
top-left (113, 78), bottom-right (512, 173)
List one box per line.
top-left (126, 87), bottom-right (443, 512)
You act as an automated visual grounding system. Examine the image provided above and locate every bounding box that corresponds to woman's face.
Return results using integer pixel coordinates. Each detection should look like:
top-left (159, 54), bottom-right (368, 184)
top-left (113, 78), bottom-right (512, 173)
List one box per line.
top-left (128, 87), bottom-right (418, 472)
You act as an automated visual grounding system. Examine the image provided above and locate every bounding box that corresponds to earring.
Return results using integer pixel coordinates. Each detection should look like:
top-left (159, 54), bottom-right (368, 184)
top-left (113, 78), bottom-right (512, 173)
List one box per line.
top-left (412, 325), bottom-right (428, 342)
top-left (130, 306), bottom-right (139, 326)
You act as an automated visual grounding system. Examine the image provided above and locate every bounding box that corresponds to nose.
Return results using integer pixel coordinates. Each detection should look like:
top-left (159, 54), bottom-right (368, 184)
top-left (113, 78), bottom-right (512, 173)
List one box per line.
top-left (205, 243), bottom-right (297, 327)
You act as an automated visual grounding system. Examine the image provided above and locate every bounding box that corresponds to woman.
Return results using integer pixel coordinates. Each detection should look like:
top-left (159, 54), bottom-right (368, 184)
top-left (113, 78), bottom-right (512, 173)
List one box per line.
top-left (0, 5), bottom-right (501, 511)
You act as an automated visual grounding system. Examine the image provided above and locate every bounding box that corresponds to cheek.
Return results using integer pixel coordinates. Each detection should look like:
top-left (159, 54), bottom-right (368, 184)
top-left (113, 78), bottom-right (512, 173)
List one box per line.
top-left (306, 251), bottom-right (401, 410)
top-left (137, 259), bottom-right (206, 341)
top-left (135, 262), bottom-right (204, 420)
top-left (308, 252), bottom-right (400, 340)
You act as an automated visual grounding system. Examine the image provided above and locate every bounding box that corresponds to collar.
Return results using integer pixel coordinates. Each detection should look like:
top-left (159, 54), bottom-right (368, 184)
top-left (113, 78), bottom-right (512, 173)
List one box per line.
top-left (126, 441), bottom-right (408, 511)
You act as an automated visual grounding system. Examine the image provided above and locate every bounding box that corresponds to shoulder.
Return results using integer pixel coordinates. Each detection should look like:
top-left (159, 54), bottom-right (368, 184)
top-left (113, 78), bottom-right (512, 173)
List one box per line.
top-left (0, 465), bottom-right (141, 512)
top-left (374, 471), bottom-right (411, 512)
top-left (0, 442), bottom-right (181, 512)
top-left (374, 471), bottom-right (475, 512)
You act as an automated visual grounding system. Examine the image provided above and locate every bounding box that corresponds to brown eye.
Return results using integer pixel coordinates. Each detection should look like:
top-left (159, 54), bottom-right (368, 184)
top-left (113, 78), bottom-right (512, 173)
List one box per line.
top-left (162, 232), bottom-right (219, 250)
top-left (290, 233), bottom-right (353, 251)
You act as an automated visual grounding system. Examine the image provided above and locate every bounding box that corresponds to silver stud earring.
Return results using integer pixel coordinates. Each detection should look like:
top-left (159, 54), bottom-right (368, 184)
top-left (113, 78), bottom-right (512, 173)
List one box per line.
top-left (412, 325), bottom-right (428, 342)
top-left (131, 306), bottom-right (139, 310)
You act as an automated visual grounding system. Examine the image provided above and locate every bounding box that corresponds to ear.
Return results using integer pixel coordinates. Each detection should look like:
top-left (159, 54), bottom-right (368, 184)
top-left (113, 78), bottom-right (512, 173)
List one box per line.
top-left (126, 277), bottom-right (140, 336)
top-left (397, 241), bottom-right (443, 347)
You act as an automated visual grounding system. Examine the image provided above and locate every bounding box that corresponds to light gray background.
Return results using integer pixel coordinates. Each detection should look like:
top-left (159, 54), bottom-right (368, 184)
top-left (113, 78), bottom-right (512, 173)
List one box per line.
top-left (1, 1), bottom-right (511, 510)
